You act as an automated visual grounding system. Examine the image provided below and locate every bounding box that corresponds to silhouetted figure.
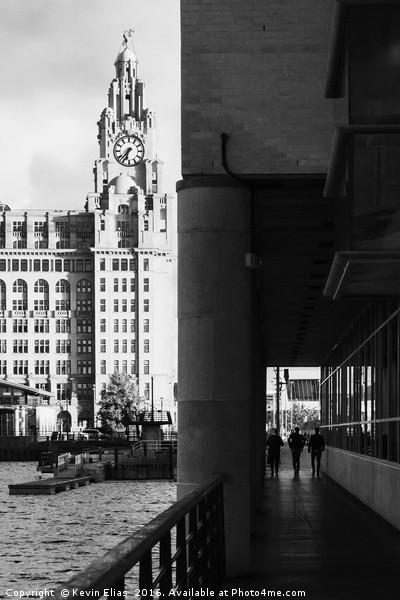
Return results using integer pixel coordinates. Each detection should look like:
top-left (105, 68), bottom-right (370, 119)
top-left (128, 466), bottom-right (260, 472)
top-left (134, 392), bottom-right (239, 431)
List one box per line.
top-left (308, 426), bottom-right (325, 476)
top-left (266, 428), bottom-right (284, 476)
top-left (288, 427), bottom-right (305, 475)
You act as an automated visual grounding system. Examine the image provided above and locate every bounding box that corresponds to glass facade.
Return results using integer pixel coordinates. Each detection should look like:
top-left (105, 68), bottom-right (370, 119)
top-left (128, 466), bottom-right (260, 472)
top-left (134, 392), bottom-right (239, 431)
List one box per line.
top-left (321, 299), bottom-right (400, 464)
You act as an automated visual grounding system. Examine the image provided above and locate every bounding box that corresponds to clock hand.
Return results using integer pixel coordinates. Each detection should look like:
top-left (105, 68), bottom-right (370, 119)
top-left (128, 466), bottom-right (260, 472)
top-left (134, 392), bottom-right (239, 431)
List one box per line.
top-left (121, 147), bottom-right (132, 160)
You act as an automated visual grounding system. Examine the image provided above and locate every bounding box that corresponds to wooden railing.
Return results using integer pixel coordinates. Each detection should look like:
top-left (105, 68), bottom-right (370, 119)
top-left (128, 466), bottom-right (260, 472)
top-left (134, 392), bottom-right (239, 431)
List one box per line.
top-left (53, 474), bottom-right (225, 599)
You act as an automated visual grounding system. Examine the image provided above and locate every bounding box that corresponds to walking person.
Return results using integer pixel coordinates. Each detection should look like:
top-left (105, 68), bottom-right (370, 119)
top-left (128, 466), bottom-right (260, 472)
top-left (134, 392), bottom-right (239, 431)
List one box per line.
top-left (308, 426), bottom-right (325, 476)
top-left (266, 428), bottom-right (284, 476)
top-left (288, 426), bottom-right (305, 475)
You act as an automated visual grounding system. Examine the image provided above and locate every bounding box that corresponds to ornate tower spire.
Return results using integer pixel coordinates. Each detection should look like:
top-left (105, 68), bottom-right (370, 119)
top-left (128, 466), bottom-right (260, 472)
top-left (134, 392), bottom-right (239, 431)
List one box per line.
top-left (92, 31), bottom-right (160, 198)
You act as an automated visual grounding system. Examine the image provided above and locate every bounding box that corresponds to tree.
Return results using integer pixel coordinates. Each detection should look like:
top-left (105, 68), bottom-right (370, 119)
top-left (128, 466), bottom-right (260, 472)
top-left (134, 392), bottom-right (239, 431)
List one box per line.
top-left (290, 402), bottom-right (320, 430)
top-left (98, 373), bottom-right (144, 440)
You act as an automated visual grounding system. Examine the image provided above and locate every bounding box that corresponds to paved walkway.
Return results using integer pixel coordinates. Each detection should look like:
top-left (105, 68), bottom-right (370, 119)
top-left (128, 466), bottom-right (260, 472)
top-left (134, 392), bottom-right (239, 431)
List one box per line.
top-left (223, 447), bottom-right (400, 600)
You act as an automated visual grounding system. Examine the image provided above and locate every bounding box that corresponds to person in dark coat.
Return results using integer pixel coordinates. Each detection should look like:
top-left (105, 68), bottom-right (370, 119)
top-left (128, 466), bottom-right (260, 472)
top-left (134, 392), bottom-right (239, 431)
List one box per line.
top-left (288, 427), bottom-right (305, 475)
top-left (308, 426), bottom-right (325, 476)
top-left (266, 428), bottom-right (284, 476)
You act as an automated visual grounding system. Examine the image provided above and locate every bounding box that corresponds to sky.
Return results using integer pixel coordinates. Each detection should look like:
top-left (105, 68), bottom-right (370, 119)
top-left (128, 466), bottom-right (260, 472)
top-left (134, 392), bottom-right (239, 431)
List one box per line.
top-left (0, 0), bottom-right (181, 211)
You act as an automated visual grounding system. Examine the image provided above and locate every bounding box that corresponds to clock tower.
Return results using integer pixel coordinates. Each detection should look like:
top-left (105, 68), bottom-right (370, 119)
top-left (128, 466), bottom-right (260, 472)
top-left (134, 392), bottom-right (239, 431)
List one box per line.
top-left (92, 30), bottom-right (163, 199)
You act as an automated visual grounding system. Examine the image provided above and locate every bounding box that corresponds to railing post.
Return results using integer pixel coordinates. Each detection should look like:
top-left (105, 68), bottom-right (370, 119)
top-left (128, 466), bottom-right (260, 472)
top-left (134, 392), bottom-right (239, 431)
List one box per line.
top-left (175, 517), bottom-right (188, 590)
top-left (139, 551), bottom-right (153, 596)
top-left (188, 507), bottom-right (199, 588)
top-left (159, 531), bottom-right (173, 594)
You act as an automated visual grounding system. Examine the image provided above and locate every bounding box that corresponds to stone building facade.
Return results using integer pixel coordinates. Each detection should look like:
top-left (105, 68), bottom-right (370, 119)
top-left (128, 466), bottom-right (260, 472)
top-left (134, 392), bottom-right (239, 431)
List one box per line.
top-left (0, 33), bottom-right (177, 436)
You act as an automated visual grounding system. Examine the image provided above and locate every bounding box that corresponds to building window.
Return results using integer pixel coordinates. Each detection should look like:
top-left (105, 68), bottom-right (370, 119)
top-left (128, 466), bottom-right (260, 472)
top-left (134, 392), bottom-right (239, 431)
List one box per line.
top-left (112, 259), bottom-right (119, 271)
top-left (77, 339), bottom-right (92, 353)
top-left (100, 299), bottom-right (106, 312)
top-left (144, 360), bottom-right (150, 375)
top-left (77, 279), bottom-right (92, 294)
top-left (144, 319), bottom-right (149, 333)
top-left (0, 360), bottom-right (6, 375)
top-left (12, 279), bottom-right (27, 310)
top-left (114, 278), bottom-right (119, 292)
top-left (13, 339), bottom-right (28, 353)
top-left (144, 299), bottom-right (149, 312)
top-left (122, 360), bottom-right (128, 374)
top-left (0, 319), bottom-right (6, 333)
top-left (130, 258), bottom-right (136, 271)
top-left (122, 319), bottom-right (127, 333)
top-left (122, 299), bottom-right (127, 312)
top-left (131, 299), bottom-right (136, 312)
top-left (14, 319), bottom-right (28, 333)
top-left (56, 340), bottom-right (71, 353)
top-left (100, 360), bottom-right (106, 374)
top-left (56, 319), bottom-right (70, 333)
top-left (114, 319), bottom-right (119, 333)
top-left (77, 319), bottom-right (92, 333)
top-left (77, 383), bottom-right (92, 401)
top-left (114, 299), bottom-right (119, 312)
top-left (144, 278), bottom-right (149, 292)
top-left (100, 258), bottom-right (106, 271)
top-left (130, 278), bottom-right (135, 292)
top-left (131, 339), bottom-right (136, 353)
top-left (35, 360), bottom-right (49, 375)
top-left (0, 280), bottom-right (5, 310)
top-left (77, 360), bottom-right (92, 374)
top-left (55, 280), bottom-right (70, 310)
top-left (35, 340), bottom-right (49, 353)
top-left (34, 319), bottom-right (49, 333)
top-left (114, 360), bottom-right (119, 373)
top-left (34, 279), bottom-right (49, 310)
top-left (100, 278), bottom-right (106, 292)
top-left (131, 319), bottom-right (135, 332)
top-left (130, 360), bottom-right (136, 375)
top-left (122, 339), bottom-right (127, 353)
top-left (100, 339), bottom-right (106, 353)
top-left (144, 258), bottom-right (149, 271)
top-left (144, 339), bottom-right (149, 353)
top-left (55, 259), bottom-right (62, 272)
top-left (13, 360), bottom-right (28, 375)
top-left (114, 340), bottom-right (119, 353)
top-left (56, 383), bottom-right (71, 401)
top-left (121, 259), bottom-right (128, 271)
top-left (0, 340), bottom-right (7, 353)
top-left (100, 319), bottom-right (106, 332)
top-left (122, 278), bottom-right (127, 292)
top-left (77, 299), bottom-right (92, 313)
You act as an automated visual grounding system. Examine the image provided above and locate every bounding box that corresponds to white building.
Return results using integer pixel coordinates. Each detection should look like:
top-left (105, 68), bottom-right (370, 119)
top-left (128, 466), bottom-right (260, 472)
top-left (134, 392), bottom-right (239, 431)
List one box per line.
top-left (0, 33), bottom-right (177, 437)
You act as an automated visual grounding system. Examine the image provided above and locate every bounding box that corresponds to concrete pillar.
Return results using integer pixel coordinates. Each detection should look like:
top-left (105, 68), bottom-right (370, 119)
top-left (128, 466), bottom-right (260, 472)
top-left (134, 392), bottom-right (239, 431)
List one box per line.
top-left (177, 180), bottom-right (261, 576)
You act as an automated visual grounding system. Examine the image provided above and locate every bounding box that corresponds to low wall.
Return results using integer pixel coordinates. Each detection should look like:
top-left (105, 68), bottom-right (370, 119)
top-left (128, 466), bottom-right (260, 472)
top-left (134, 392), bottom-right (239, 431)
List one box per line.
top-left (325, 446), bottom-right (400, 531)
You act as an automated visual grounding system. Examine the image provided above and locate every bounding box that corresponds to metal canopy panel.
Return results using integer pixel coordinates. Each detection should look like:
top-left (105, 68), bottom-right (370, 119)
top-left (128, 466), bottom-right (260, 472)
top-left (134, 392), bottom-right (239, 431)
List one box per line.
top-left (324, 251), bottom-right (400, 299)
top-left (0, 379), bottom-right (53, 397)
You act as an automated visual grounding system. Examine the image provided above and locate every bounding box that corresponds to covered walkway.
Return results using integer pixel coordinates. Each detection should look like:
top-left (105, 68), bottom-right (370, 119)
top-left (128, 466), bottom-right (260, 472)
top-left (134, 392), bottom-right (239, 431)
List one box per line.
top-left (224, 447), bottom-right (400, 599)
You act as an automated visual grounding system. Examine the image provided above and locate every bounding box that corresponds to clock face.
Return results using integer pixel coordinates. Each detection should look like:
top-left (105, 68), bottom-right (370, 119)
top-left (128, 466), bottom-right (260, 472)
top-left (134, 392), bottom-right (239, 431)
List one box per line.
top-left (113, 135), bottom-right (145, 166)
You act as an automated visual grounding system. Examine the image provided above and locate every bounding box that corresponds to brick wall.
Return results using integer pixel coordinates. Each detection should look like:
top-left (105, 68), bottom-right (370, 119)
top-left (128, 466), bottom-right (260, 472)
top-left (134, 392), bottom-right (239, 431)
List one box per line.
top-left (181, 0), bottom-right (346, 176)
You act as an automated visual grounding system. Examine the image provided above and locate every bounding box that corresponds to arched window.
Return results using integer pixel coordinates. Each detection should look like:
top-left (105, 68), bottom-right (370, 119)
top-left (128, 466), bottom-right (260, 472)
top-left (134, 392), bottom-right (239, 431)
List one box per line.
top-left (55, 279), bottom-right (70, 311)
top-left (0, 280), bottom-right (6, 310)
top-left (12, 279), bottom-right (27, 310)
top-left (118, 204), bottom-right (129, 214)
top-left (33, 279), bottom-right (49, 311)
top-left (118, 239), bottom-right (131, 248)
top-left (76, 279), bottom-right (92, 294)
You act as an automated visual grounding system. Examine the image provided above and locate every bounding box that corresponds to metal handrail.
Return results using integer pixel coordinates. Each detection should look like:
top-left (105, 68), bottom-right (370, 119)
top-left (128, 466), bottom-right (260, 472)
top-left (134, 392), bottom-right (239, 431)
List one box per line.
top-left (53, 474), bottom-right (225, 599)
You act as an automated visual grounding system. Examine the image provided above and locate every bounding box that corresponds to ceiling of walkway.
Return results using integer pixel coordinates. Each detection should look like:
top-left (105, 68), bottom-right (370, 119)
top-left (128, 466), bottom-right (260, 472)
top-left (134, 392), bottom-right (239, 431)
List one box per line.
top-left (254, 178), bottom-right (366, 367)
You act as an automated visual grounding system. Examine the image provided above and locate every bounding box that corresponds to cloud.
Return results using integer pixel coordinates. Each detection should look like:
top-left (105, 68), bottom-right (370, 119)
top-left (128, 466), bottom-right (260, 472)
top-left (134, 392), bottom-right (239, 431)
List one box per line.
top-left (0, 0), bottom-right (181, 209)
